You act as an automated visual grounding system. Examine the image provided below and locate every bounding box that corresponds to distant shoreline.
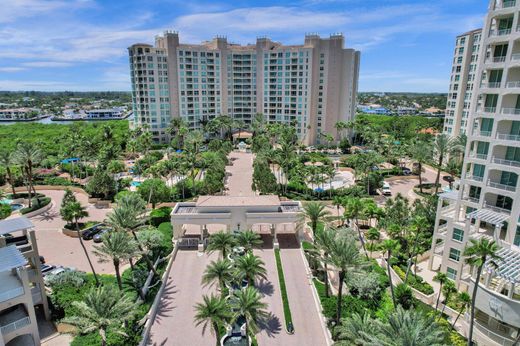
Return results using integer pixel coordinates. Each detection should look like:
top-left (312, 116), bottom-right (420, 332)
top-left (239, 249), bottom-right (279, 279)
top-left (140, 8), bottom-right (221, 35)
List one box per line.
top-left (0, 115), bottom-right (51, 122)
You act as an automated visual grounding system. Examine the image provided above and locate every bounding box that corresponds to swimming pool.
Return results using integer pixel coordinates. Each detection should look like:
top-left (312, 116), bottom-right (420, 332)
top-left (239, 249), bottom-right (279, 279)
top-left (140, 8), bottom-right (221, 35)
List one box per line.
top-left (131, 181), bottom-right (141, 187)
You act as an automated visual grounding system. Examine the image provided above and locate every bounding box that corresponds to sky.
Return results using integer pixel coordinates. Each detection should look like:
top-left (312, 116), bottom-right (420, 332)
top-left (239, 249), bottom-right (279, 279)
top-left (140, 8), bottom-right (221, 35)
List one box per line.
top-left (0, 0), bottom-right (488, 93)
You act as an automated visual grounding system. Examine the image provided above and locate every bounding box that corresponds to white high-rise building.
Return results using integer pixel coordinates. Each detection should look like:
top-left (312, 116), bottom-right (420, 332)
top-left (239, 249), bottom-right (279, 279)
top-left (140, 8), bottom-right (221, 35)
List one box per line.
top-left (443, 29), bottom-right (482, 137)
top-left (128, 32), bottom-right (360, 145)
top-left (430, 1), bottom-right (520, 345)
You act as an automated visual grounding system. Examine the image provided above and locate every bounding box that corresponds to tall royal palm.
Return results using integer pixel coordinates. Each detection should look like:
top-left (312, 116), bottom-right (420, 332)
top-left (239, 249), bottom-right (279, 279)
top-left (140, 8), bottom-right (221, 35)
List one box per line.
top-left (61, 201), bottom-right (99, 286)
top-left (313, 226), bottom-right (336, 298)
top-left (14, 141), bottom-right (42, 207)
top-left (206, 231), bottom-right (236, 259)
top-left (202, 259), bottom-right (234, 295)
top-left (325, 229), bottom-right (365, 324)
top-left (432, 134), bottom-right (457, 194)
top-left (194, 294), bottom-right (231, 346)
top-left (232, 287), bottom-right (269, 338)
top-left (463, 238), bottom-right (501, 346)
top-left (0, 150), bottom-right (17, 196)
top-left (93, 231), bottom-right (139, 291)
top-left (410, 140), bottom-right (431, 194)
top-left (433, 272), bottom-right (448, 312)
top-left (106, 193), bottom-right (158, 276)
top-left (235, 230), bottom-right (263, 253)
top-left (381, 239), bottom-right (400, 308)
top-left (301, 201), bottom-right (331, 242)
top-left (235, 253), bottom-right (268, 286)
top-left (63, 286), bottom-right (136, 346)
top-left (344, 197), bottom-right (369, 259)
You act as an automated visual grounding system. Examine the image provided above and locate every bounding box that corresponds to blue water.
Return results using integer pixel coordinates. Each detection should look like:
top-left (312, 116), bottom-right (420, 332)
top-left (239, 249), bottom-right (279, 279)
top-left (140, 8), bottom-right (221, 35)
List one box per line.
top-left (131, 181), bottom-right (141, 187)
top-left (10, 203), bottom-right (23, 211)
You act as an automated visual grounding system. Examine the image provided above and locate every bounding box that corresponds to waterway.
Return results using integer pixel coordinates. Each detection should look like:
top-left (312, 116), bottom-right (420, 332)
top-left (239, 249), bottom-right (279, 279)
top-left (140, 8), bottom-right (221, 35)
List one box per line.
top-left (0, 117), bottom-right (131, 125)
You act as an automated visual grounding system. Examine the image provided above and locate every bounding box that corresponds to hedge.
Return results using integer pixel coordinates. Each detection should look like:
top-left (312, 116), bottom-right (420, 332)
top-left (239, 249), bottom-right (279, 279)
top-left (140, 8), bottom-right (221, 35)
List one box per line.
top-left (7, 192), bottom-right (45, 199)
top-left (150, 207), bottom-right (172, 227)
top-left (392, 265), bottom-right (434, 295)
top-left (274, 249), bottom-right (293, 332)
top-left (20, 197), bottom-right (51, 215)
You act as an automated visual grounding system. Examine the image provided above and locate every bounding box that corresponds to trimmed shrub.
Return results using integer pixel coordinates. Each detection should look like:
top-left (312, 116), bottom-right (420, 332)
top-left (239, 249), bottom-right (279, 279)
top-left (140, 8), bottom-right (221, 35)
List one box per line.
top-left (392, 265), bottom-right (434, 295)
top-left (150, 207), bottom-right (172, 227)
top-left (274, 249), bottom-right (293, 331)
top-left (20, 197), bottom-right (51, 214)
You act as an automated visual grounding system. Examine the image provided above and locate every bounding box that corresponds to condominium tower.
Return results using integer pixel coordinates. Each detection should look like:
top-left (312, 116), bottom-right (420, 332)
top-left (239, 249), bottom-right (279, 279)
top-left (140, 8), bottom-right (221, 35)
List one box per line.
top-left (443, 29), bottom-right (482, 136)
top-left (128, 32), bottom-right (360, 144)
top-left (430, 1), bottom-right (520, 345)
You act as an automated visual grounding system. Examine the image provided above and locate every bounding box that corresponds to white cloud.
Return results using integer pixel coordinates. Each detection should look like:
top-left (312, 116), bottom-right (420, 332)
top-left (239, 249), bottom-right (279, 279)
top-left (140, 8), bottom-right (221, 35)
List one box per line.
top-left (21, 61), bottom-right (73, 68)
top-left (0, 0), bottom-right (93, 24)
top-left (0, 67), bottom-right (25, 72)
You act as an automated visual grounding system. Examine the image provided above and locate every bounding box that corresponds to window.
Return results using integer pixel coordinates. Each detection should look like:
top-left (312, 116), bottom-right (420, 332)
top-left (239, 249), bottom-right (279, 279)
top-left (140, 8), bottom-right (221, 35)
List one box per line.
top-left (446, 267), bottom-right (457, 280)
top-left (449, 248), bottom-right (461, 262)
top-left (514, 226), bottom-right (520, 247)
top-left (452, 228), bottom-right (464, 242)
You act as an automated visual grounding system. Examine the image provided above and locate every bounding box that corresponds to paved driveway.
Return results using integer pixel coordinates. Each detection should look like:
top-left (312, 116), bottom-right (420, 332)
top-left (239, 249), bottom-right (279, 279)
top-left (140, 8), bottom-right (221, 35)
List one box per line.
top-left (226, 151), bottom-right (254, 196)
top-left (147, 251), bottom-right (218, 346)
top-left (27, 190), bottom-right (114, 274)
top-left (255, 247), bottom-right (328, 346)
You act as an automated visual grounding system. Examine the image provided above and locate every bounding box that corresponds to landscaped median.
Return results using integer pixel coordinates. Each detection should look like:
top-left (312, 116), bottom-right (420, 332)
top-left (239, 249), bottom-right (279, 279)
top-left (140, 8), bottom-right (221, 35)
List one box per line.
top-left (274, 249), bottom-right (294, 334)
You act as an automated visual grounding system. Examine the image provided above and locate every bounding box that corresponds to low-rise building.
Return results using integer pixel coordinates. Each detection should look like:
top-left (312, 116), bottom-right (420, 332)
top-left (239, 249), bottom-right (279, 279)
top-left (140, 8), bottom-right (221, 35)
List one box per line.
top-left (85, 108), bottom-right (124, 119)
top-left (0, 109), bottom-right (40, 120)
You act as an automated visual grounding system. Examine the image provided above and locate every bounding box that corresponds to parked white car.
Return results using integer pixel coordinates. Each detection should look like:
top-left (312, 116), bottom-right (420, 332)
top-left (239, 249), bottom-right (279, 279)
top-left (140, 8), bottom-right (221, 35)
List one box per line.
top-left (382, 182), bottom-right (392, 196)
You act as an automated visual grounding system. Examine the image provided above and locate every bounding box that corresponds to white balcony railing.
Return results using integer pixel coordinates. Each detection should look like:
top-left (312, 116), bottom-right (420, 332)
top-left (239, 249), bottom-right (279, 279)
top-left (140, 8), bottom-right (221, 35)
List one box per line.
top-left (490, 28), bottom-right (512, 37)
top-left (487, 179), bottom-right (517, 192)
top-left (481, 82), bottom-right (502, 88)
top-left (491, 156), bottom-right (520, 167)
top-left (463, 195), bottom-right (480, 203)
top-left (473, 130), bottom-right (492, 137)
top-left (484, 201), bottom-right (512, 214)
top-left (501, 107), bottom-right (520, 115)
top-left (466, 175), bottom-right (484, 182)
top-left (505, 81), bottom-right (520, 88)
top-left (487, 56), bottom-right (507, 63)
top-left (0, 287), bottom-right (24, 303)
top-left (469, 152), bottom-right (488, 160)
top-left (0, 316), bottom-right (30, 335)
top-left (496, 133), bottom-right (520, 141)
top-left (511, 53), bottom-right (520, 61)
top-left (477, 106), bottom-right (496, 113)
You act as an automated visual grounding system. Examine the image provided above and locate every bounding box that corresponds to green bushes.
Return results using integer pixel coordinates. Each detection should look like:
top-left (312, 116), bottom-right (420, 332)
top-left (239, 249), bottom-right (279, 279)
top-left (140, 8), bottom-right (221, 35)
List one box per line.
top-left (150, 207), bottom-right (172, 227)
top-left (392, 265), bottom-right (434, 295)
top-left (20, 197), bottom-right (51, 214)
top-left (40, 176), bottom-right (79, 186)
top-left (394, 283), bottom-right (414, 309)
top-left (0, 204), bottom-right (11, 220)
top-left (274, 249), bottom-right (293, 332)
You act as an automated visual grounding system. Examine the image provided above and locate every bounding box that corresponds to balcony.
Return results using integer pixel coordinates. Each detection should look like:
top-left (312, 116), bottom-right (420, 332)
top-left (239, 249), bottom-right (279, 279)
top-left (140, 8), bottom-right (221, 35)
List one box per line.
top-left (494, 0), bottom-right (517, 10)
top-left (487, 179), bottom-right (517, 192)
top-left (486, 56), bottom-right (507, 63)
top-left (469, 152), bottom-right (488, 160)
top-left (466, 174), bottom-right (484, 182)
top-left (0, 306), bottom-right (31, 336)
top-left (501, 108), bottom-right (520, 115)
top-left (489, 28), bottom-right (512, 37)
top-left (505, 81), bottom-right (520, 88)
top-left (496, 132), bottom-right (520, 141)
top-left (483, 201), bottom-right (512, 214)
top-left (491, 156), bottom-right (520, 167)
top-left (473, 129), bottom-right (493, 137)
top-left (477, 106), bottom-right (497, 114)
top-left (481, 82), bottom-right (502, 88)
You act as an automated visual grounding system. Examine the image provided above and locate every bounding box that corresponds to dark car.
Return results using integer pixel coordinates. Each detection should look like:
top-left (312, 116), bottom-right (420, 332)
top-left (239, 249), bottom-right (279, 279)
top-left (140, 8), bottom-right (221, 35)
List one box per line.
top-left (41, 264), bottom-right (55, 275)
top-left (93, 229), bottom-right (110, 243)
top-left (82, 225), bottom-right (103, 240)
top-left (401, 167), bottom-right (412, 176)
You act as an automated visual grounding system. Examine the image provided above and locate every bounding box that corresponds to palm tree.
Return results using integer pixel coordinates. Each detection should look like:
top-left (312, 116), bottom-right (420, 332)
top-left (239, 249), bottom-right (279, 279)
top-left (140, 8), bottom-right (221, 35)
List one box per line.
top-left (93, 231), bottom-right (138, 291)
top-left (366, 227), bottom-right (380, 258)
top-left (370, 306), bottom-right (446, 345)
top-left (206, 231), bottom-right (236, 258)
top-left (433, 134), bottom-right (458, 194)
top-left (332, 196), bottom-right (344, 218)
top-left (61, 201), bottom-right (99, 286)
top-left (14, 141), bottom-right (42, 207)
top-left (106, 193), bottom-right (158, 276)
top-left (451, 292), bottom-right (471, 329)
top-left (0, 150), bottom-right (17, 196)
top-left (314, 226), bottom-right (336, 298)
top-left (301, 201), bottom-right (331, 241)
top-left (325, 229), bottom-right (365, 324)
top-left (444, 157), bottom-right (460, 190)
top-left (194, 294), bottom-right (231, 346)
top-left (438, 279), bottom-right (457, 320)
top-left (381, 239), bottom-right (400, 308)
top-left (63, 286), bottom-right (137, 346)
top-left (202, 259), bottom-right (234, 295)
top-left (433, 272), bottom-right (448, 312)
top-left (334, 312), bottom-right (375, 345)
top-left (235, 253), bottom-right (268, 286)
top-left (410, 140), bottom-right (431, 194)
top-left (463, 238), bottom-right (501, 346)
top-left (231, 287), bottom-right (269, 338)
top-left (235, 230), bottom-right (263, 252)
top-left (344, 197), bottom-right (369, 259)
